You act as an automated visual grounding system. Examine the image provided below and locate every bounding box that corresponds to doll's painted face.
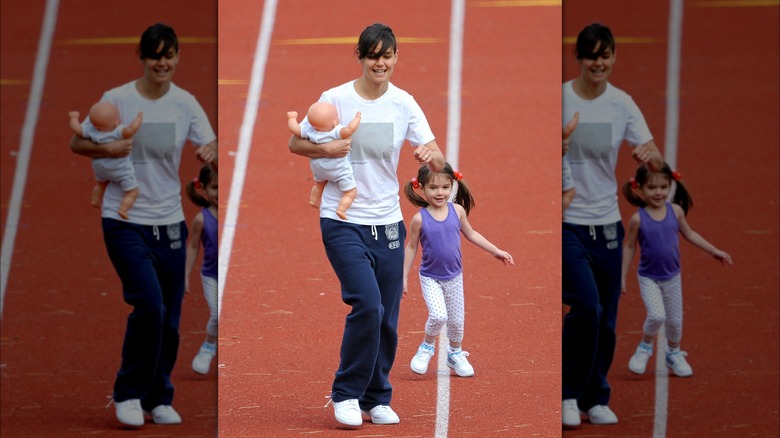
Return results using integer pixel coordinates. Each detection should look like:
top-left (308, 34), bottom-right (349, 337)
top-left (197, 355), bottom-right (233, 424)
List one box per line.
top-left (306, 102), bottom-right (339, 132)
top-left (89, 102), bottom-right (120, 132)
top-left (142, 42), bottom-right (179, 86)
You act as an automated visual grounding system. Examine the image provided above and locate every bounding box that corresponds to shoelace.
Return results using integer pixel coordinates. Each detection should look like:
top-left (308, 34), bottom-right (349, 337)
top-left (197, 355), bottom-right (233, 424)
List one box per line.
top-left (323, 396), bottom-right (359, 412)
top-left (449, 351), bottom-right (470, 363)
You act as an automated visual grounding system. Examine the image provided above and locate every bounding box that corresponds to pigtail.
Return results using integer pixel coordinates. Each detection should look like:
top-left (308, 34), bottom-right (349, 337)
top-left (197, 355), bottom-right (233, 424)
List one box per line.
top-left (186, 164), bottom-right (215, 208)
top-left (404, 179), bottom-right (430, 209)
top-left (450, 170), bottom-right (475, 215)
top-left (671, 174), bottom-right (694, 216)
top-left (622, 178), bottom-right (647, 209)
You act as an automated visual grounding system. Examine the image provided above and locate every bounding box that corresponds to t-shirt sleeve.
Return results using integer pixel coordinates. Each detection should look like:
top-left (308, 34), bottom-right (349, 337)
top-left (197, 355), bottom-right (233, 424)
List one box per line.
top-left (405, 95), bottom-right (435, 147)
top-left (187, 95), bottom-right (217, 147)
top-left (623, 95), bottom-right (653, 147)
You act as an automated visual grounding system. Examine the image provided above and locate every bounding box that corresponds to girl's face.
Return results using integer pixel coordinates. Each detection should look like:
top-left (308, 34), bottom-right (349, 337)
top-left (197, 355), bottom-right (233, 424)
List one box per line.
top-left (421, 174), bottom-right (453, 208)
top-left (640, 173), bottom-right (671, 209)
top-left (358, 42), bottom-right (397, 87)
top-left (142, 42), bottom-right (179, 86)
top-left (578, 42), bottom-right (615, 87)
top-left (205, 176), bottom-right (218, 207)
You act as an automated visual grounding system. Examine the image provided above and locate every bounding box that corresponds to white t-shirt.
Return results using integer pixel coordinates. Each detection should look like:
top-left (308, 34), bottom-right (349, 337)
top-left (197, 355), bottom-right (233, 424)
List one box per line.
top-left (309, 81), bottom-right (435, 225)
top-left (562, 81), bottom-right (653, 225)
top-left (90, 81), bottom-right (216, 225)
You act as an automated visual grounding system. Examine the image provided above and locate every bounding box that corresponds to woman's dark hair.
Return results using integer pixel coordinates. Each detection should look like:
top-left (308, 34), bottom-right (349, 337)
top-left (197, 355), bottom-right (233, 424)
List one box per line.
top-left (186, 164), bottom-right (217, 208)
top-left (575, 23), bottom-right (615, 60)
top-left (622, 162), bottom-right (693, 215)
top-left (355, 23), bottom-right (397, 60)
top-left (138, 23), bottom-right (178, 60)
top-left (404, 163), bottom-right (475, 215)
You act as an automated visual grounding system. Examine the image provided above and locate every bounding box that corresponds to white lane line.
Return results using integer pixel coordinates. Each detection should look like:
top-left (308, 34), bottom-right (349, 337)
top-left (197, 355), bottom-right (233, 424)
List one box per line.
top-left (435, 0), bottom-right (466, 436)
top-left (655, 0), bottom-right (684, 435)
top-left (0, 0), bottom-right (60, 319)
top-left (217, 0), bottom-right (278, 316)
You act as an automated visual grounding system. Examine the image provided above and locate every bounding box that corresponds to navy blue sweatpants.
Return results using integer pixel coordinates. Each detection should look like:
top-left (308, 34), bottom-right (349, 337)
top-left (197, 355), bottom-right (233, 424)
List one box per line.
top-left (102, 218), bottom-right (187, 411)
top-left (320, 218), bottom-right (406, 410)
top-left (562, 221), bottom-right (624, 410)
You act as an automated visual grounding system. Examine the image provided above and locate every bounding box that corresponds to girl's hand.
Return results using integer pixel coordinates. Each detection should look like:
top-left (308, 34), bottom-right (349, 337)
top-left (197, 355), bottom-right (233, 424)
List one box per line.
top-left (713, 250), bottom-right (733, 265)
top-left (495, 250), bottom-right (514, 266)
top-left (413, 145), bottom-right (433, 164)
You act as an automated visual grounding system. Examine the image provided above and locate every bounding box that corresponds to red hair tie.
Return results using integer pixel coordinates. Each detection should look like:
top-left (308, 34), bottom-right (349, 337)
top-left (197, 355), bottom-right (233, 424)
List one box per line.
top-left (411, 177), bottom-right (420, 189)
top-left (672, 171), bottom-right (683, 181)
top-left (630, 177), bottom-right (638, 189)
top-left (193, 177), bottom-right (202, 190)
top-left (453, 170), bottom-right (464, 181)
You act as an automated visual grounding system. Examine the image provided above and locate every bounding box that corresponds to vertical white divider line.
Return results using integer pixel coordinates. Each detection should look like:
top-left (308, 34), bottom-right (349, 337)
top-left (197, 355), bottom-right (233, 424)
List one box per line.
top-left (217, 0), bottom-right (278, 316)
top-left (0, 0), bottom-right (60, 319)
top-left (655, 0), bottom-right (684, 435)
top-left (664, 0), bottom-right (684, 171)
top-left (436, 1), bottom-right (465, 437)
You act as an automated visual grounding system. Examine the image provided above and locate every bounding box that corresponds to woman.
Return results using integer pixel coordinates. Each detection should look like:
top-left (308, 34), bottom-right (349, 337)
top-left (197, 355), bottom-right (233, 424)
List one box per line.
top-left (70, 23), bottom-right (217, 428)
top-left (288, 23), bottom-right (444, 428)
top-left (561, 23), bottom-right (663, 428)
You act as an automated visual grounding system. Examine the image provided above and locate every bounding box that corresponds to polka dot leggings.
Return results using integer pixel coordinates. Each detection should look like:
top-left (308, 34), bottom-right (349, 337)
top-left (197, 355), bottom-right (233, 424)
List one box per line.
top-left (637, 273), bottom-right (683, 343)
top-left (419, 273), bottom-right (465, 343)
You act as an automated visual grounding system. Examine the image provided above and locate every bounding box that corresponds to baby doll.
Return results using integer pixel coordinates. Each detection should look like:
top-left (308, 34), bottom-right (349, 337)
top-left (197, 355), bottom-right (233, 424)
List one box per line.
top-left (69, 102), bottom-right (142, 219)
top-left (287, 102), bottom-right (360, 220)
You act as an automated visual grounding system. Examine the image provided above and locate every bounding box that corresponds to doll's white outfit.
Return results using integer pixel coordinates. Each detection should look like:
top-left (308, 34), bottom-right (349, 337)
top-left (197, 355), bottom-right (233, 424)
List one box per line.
top-left (299, 120), bottom-right (356, 192)
top-left (82, 121), bottom-right (138, 193)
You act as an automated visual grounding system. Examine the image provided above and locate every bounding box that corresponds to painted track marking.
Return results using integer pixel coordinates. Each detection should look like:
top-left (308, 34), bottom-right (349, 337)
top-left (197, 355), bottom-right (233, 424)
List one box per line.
top-left (218, 0), bottom-right (278, 316)
top-left (0, 0), bottom-right (60, 318)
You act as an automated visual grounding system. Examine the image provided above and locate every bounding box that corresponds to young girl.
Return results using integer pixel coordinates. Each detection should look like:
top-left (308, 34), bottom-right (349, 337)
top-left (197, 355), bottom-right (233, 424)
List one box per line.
top-left (403, 163), bottom-right (514, 377)
top-left (185, 164), bottom-right (219, 375)
top-left (621, 163), bottom-right (732, 378)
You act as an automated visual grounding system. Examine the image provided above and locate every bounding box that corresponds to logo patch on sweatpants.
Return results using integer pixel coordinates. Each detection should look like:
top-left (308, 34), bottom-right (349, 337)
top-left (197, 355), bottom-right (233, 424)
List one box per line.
top-left (385, 223), bottom-right (399, 241)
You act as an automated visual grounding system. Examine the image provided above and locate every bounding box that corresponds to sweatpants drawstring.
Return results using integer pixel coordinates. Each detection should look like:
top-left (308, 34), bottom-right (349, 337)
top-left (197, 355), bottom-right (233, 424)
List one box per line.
top-left (371, 225), bottom-right (378, 241)
top-left (153, 225), bottom-right (160, 241)
top-left (589, 225), bottom-right (596, 241)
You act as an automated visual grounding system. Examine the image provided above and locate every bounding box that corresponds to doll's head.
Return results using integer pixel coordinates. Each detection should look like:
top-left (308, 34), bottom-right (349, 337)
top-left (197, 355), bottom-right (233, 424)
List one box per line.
top-left (89, 102), bottom-right (121, 132)
top-left (307, 102), bottom-right (339, 132)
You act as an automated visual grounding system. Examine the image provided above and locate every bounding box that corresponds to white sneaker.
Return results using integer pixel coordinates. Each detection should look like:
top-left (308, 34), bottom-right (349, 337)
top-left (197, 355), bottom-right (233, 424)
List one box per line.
top-left (628, 342), bottom-right (653, 374)
top-left (333, 399), bottom-right (362, 427)
top-left (147, 405), bottom-right (182, 425)
top-left (410, 343), bottom-right (435, 374)
top-left (361, 405), bottom-right (400, 424)
top-left (666, 350), bottom-right (693, 377)
top-left (115, 399), bottom-right (144, 427)
top-left (587, 405), bottom-right (618, 424)
top-left (562, 399), bottom-right (581, 427)
top-left (192, 342), bottom-right (217, 375)
top-left (447, 350), bottom-right (475, 377)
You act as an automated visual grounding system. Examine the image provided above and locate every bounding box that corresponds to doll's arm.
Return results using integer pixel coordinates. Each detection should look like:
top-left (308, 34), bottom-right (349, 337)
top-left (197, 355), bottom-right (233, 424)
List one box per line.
top-left (339, 111), bottom-right (361, 139)
top-left (68, 111), bottom-right (84, 137)
top-left (121, 112), bottom-right (143, 139)
top-left (185, 212), bottom-right (205, 293)
top-left (402, 214), bottom-right (423, 295)
top-left (287, 111), bottom-right (303, 137)
top-left (621, 213), bottom-right (640, 293)
top-left (458, 206), bottom-right (514, 266)
top-left (675, 205), bottom-right (733, 265)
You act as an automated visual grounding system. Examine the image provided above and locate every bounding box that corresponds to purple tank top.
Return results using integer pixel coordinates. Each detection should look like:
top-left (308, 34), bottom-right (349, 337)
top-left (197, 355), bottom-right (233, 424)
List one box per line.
top-left (637, 203), bottom-right (680, 280)
top-left (419, 203), bottom-right (462, 280)
top-left (201, 207), bottom-right (218, 279)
